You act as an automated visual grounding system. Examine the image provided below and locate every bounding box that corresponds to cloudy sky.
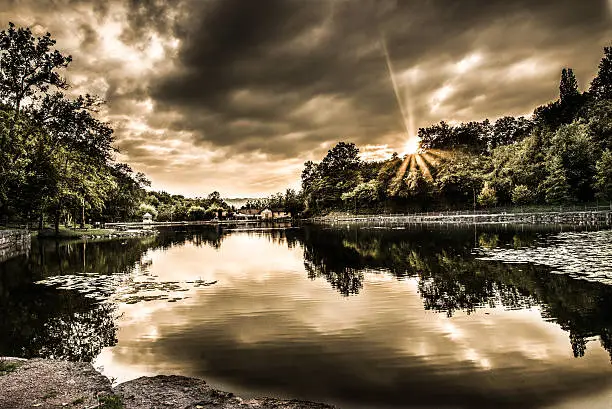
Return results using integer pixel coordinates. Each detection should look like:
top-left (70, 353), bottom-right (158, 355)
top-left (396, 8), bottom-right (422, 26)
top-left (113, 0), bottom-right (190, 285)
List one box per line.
top-left (2, 0), bottom-right (611, 197)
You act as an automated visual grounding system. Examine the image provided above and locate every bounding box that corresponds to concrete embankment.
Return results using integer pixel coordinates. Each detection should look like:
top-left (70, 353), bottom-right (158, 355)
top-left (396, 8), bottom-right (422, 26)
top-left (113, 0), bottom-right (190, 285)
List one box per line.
top-left (0, 230), bottom-right (30, 263)
top-left (0, 358), bottom-right (336, 409)
top-left (311, 210), bottom-right (612, 226)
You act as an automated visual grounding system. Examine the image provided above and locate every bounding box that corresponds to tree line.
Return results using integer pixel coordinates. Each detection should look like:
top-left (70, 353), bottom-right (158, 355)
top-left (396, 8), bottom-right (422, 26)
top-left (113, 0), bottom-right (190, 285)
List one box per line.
top-left (0, 23), bottom-right (153, 232)
top-left (301, 46), bottom-right (612, 214)
top-left (0, 23), bottom-right (306, 228)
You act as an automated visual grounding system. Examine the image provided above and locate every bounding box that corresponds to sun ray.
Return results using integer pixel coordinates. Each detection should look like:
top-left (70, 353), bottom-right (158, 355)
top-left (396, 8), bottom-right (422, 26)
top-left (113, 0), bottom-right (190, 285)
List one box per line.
top-left (415, 154), bottom-right (433, 180)
top-left (425, 149), bottom-right (452, 160)
top-left (420, 152), bottom-right (436, 165)
top-left (408, 154), bottom-right (417, 173)
top-left (381, 36), bottom-right (410, 137)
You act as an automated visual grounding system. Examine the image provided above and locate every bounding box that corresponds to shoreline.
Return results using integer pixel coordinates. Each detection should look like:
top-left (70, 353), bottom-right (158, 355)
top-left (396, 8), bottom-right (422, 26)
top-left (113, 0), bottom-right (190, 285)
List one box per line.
top-left (0, 358), bottom-right (336, 409)
top-left (308, 209), bottom-right (612, 226)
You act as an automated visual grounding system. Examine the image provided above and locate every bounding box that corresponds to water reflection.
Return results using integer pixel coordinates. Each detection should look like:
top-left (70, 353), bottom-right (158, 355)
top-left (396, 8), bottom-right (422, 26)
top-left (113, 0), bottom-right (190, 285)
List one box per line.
top-left (298, 225), bottom-right (612, 362)
top-left (1, 224), bottom-right (612, 408)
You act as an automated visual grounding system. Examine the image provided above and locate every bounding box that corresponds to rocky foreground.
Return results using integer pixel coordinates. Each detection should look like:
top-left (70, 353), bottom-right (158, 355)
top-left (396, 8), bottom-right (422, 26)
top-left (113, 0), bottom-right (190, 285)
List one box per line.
top-left (0, 359), bottom-right (337, 409)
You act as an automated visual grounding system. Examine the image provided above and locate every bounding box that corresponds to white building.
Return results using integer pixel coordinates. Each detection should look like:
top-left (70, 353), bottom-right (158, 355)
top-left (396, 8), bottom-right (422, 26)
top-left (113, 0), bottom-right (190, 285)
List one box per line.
top-left (143, 212), bottom-right (153, 224)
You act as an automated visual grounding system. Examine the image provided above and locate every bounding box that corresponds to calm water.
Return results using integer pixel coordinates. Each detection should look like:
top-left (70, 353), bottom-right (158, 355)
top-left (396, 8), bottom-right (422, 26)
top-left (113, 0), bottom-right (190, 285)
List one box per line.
top-left (1, 223), bottom-right (612, 408)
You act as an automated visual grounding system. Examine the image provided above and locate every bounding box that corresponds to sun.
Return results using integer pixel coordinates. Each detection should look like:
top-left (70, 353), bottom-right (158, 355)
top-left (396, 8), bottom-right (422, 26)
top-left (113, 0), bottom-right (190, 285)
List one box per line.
top-left (403, 137), bottom-right (420, 155)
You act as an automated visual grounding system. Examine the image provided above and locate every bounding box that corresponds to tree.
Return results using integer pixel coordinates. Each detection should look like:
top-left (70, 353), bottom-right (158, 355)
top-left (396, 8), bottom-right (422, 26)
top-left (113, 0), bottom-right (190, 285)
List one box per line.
top-left (590, 46), bottom-right (612, 100)
top-left (418, 120), bottom-right (490, 154)
top-left (187, 206), bottom-right (206, 221)
top-left (341, 180), bottom-right (379, 211)
top-left (207, 191), bottom-right (222, 206)
top-left (541, 156), bottom-right (570, 204)
top-left (594, 149), bottom-right (612, 203)
top-left (136, 203), bottom-right (157, 220)
top-left (477, 182), bottom-right (497, 207)
top-left (0, 23), bottom-right (71, 131)
top-left (549, 123), bottom-right (596, 202)
top-left (490, 116), bottom-right (532, 150)
top-left (33, 93), bottom-right (116, 233)
top-left (560, 68), bottom-right (579, 104)
top-left (301, 142), bottom-right (361, 212)
top-left (512, 185), bottom-right (533, 206)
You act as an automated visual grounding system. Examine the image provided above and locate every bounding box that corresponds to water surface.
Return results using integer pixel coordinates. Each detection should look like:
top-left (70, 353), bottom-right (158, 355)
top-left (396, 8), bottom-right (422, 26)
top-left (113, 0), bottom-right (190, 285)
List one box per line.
top-left (1, 224), bottom-right (611, 408)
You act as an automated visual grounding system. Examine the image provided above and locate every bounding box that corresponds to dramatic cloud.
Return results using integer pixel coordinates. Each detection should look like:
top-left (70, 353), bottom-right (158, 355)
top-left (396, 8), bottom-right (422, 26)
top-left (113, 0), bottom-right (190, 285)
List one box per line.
top-left (1, 0), bottom-right (611, 196)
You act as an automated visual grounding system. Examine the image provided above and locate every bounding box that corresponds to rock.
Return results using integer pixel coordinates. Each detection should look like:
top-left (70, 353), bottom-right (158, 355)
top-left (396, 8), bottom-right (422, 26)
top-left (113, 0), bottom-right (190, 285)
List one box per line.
top-left (0, 359), bottom-right (337, 409)
top-left (0, 358), bottom-right (112, 409)
top-left (114, 375), bottom-right (337, 409)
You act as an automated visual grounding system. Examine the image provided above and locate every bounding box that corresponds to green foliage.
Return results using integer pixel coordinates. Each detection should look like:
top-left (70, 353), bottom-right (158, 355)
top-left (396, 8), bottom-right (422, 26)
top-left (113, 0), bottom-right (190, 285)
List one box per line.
top-left (512, 185), bottom-right (533, 205)
top-left (97, 395), bottom-right (124, 409)
top-left (542, 156), bottom-right (571, 204)
top-left (342, 180), bottom-right (380, 203)
top-left (136, 203), bottom-right (157, 220)
top-left (0, 23), bottom-right (148, 229)
top-left (418, 120), bottom-right (491, 154)
top-left (549, 123), bottom-right (596, 201)
top-left (477, 182), bottom-right (497, 207)
top-left (0, 359), bottom-right (19, 375)
top-left (302, 142), bottom-right (361, 212)
top-left (595, 149), bottom-right (612, 201)
top-left (0, 22), bottom-right (71, 116)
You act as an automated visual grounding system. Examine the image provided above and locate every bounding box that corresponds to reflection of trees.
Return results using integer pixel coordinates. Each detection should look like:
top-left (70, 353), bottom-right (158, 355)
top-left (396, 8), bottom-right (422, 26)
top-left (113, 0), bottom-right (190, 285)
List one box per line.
top-left (297, 225), bottom-right (612, 362)
top-left (155, 225), bottom-right (224, 249)
top-left (0, 225), bottom-right (230, 362)
top-left (0, 285), bottom-right (117, 361)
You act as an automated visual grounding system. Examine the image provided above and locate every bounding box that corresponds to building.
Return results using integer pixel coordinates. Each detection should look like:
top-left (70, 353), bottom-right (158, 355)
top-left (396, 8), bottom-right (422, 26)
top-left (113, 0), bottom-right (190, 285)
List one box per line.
top-left (261, 208), bottom-right (273, 220)
top-left (142, 212), bottom-right (153, 224)
top-left (271, 208), bottom-right (291, 219)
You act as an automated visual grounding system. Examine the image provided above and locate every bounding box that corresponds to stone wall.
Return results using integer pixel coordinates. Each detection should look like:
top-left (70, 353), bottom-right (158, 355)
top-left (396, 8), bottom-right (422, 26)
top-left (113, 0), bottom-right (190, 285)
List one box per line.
top-left (0, 230), bottom-right (31, 263)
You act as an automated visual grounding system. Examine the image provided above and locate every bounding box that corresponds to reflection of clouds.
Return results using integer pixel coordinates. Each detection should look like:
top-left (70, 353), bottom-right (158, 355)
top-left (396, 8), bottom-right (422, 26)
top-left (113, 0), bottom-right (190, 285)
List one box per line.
top-left (95, 233), bottom-right (612, 408)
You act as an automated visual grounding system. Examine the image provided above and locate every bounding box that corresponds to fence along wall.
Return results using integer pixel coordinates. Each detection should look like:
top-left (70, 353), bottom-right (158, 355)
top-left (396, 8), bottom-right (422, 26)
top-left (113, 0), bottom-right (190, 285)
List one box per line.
top-left (0, 230), bottom-right (31, 263)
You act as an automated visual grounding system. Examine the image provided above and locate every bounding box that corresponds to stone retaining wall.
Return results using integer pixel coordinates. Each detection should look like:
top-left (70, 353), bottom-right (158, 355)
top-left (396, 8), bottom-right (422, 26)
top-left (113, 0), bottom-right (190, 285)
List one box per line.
top-left (312, 210), bottom-right (612, 226)
top-left (0, 230), bottom-right (31, 263)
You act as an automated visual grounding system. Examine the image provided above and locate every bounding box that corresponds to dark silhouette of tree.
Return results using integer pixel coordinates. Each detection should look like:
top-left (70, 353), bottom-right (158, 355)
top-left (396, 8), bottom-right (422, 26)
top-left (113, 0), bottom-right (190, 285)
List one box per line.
top-left (560, 68), bottom-right (579, 104)
top-left (0, 22), bottom-right (71, 128)
top-left (590, 46), bottom-right (612, 100)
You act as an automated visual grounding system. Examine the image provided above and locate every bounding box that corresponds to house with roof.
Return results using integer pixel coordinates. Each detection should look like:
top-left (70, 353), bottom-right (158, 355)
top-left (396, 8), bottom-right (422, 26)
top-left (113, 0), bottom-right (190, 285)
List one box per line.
top-left (142, 212), bottom-right (153, 224)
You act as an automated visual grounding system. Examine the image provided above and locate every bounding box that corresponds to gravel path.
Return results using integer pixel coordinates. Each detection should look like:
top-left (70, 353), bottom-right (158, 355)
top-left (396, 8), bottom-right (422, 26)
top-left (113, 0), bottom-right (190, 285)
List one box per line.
top-left (0, 359), bottom-right (337, 409)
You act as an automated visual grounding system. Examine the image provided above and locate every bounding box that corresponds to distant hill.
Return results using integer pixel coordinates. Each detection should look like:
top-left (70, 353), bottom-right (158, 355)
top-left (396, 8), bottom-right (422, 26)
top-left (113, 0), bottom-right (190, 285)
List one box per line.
top-left (223, 198), bottom-right (259, 209)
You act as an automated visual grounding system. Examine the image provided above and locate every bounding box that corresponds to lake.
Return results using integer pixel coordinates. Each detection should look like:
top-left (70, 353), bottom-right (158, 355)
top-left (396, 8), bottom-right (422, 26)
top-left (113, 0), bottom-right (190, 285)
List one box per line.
top-left (1, 223), bottom-right (612, 408)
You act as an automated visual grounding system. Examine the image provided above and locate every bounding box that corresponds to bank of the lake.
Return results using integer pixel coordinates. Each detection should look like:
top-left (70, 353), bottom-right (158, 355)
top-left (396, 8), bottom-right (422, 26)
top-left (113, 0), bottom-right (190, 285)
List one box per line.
top-left (0, 358), bottom-right (335, 409)
top-left (0, 229), bottom-right (31, 263)
top-left (36, 227), bottom-right (159, 240)
top-left (310, 209), bottom-right (612, 226)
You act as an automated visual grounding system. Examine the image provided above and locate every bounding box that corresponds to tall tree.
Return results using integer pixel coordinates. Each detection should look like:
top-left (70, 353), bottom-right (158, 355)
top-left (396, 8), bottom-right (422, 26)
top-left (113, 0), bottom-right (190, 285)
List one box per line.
top-left (559, 68), bottom-right (579, 104)
top-left (0, 23), bottom-right (71, 130)
top-left (541, 156), bottom-right (570, 204)
top-left (594, 149), bottom-right (612, 204)
top-left (590, 46), bottom-right (612, 100)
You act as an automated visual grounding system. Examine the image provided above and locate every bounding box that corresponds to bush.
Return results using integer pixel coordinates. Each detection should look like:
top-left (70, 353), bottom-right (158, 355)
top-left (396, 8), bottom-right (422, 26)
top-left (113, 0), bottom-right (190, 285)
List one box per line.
top-left (477, 182), bottom-right (498, 207)
top-left (512, 185), bottom-right (533, 205)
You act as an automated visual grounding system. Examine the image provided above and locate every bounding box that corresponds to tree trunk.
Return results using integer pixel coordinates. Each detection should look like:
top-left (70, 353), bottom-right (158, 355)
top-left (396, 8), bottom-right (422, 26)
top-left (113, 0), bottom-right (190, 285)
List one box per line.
top-left (38, 212), bottom-right (44, 230)
top-left (54, 206), bottom-right (61, 236)
top-left (81, 198), bottom-right (86, 229)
